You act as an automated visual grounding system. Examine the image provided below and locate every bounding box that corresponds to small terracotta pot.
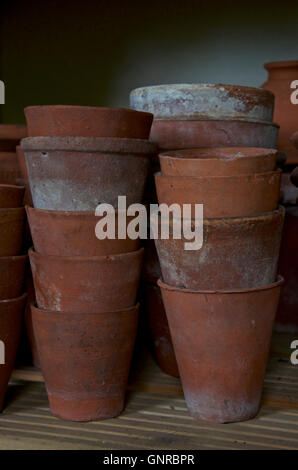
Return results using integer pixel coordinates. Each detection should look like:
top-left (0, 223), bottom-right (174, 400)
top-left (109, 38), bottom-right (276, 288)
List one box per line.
top-left (0, 125), bottom-right (27, 152)
top-left (149, 120), bottom-right (279, 151)
top-left (21, 137), bottom-right (156, 210)
top-left (155, 170), bottom-right (281, 218)
top-left (276, 206), bottom-right (298, 332)
top-left (0, 293), bottom-right (27, 411)
top-left (29, 247), bottom-right (143, 312)
top-left (26, 206), bottom-right (141, 256)
top-left (263, 61), bottom-right (298, 164)
top-left (159, 147), bottom-right (277, 177)
top-left (24, 105), bottom-right (153, 139)
top-left (145, 283), bottom-right (179, 377)
top-left (130, 84), bottom-right (274, 122)
top-left (152, 207), bottom-right (284, 290)
top-left (0, 207), bottom-right (25, 256)
top-left (0, 184), bottom-right (25, 208)
top-left (31, 303), bottom-right (139, 421)
top-left (0, 255), bottom-right (27, 300)
top-left (158, 277), bottom-right (283, 423)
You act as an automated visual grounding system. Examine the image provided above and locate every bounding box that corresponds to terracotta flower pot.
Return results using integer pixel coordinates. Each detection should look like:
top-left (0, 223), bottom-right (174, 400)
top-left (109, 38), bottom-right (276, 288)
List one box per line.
top-left (29, 247), bottom-right (143, 312)
top-left (149, 120), bottom-right (279, 151)
top-left (158, 277), bottom-right (283, 423)
top-left (276, 206), bottom-right (298, 332)
top-left (152, 207), bottom-right (284, 290)
top-left (142, 238), bottom-right (162, 283)
top-left (0, 184), bottom-right (25, 208)
top-left (262, 61), bottom-right (298, 164)
top-left (31, 303), bottom-right (139, 421)
top-left (0, 255), bottom-right (27, 300)
top-left (130, 84), bottom-right (274, 122)
top-left (155, 170), bottom-right (281, 218)
top-left (21, 137), bottom-right (156, 210)
top-left (24, 105), bottom-right (153, 139)
top-left (26, 206), bottom-right (141, 256)
top-left (0, 207), bottom-right (25, 256)
top-left (0, 125), bottom-right (27, 152)
top-left (0, 293), bottom-right (27, 411)
top-left (145, 283), bottom-right (179, 377)
top-left (159, 147), bottom-right (277, 177)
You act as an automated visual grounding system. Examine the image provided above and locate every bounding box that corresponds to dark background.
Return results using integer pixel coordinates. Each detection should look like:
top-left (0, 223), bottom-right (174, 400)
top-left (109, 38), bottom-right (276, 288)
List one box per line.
top-left (0, 0), bottom-right (298, 123)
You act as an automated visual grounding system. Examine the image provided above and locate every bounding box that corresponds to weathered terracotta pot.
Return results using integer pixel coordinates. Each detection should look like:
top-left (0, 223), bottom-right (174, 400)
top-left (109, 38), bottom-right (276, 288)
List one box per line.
top-left (24, 105), bottom-right (153, 139)
top-left (155, 170), bottom-right (281, 218)
top-left (15, 147), bottom-right (33, 207)
top-left (0, 207), bottom-right (25, 256)
top-left (263, 61), bottom-right (298, 164)
top-left (31, 303), bottom-right (138, 421)
top-left (152, 207), bottom-right (284, 290)
top-left (159, 147), bottom-right (277, 177)
top-left (149, 120), bottom-right (279, 151)
top-left (21, 137), bottom-right (156, 210)
top-left (145, 283), bottom-right (179, 377)
top-left (0, 184), bottom-right (25, 208)
top-left (130, 84), bottom-right (274, 122)
top-left (26, 206), bottom-right (141, 256)
top-left (0, 255), bottom-right (27, 300)
top-left (276, 206), bottom-right (298, 332)
top-left (0, 125), bottom-right (27, 152)
top-left (0, 293), bottom-right (27, 411)
top-left (29, 247), bottom-right (143, 312)
top-left (158, 277), bottom-right (283, 423)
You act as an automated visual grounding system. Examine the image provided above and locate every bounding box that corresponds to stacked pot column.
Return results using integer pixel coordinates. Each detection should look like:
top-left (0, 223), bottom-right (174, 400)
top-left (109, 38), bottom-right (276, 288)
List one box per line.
top-left (130, 83), bottom-right (279, 378)
top-left (262, 62), bottom-right (298, 331)
top-left (154, 146), bottom-right (284, 424)
top-left (22, 105), bottom-right (155, 422)
top-left (0, 183), bottom-right (27, 411)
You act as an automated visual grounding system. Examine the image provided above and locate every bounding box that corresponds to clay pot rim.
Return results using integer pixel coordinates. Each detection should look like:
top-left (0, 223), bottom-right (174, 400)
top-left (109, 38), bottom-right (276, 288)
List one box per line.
top-left (0, 254), bottom-right (28, 261)
top-left (159, 147), bottom-right (278, 161)
top-left (0, 206), bottom-right (24, 214)
top-left (28, 246), bottom-right (144, 262)
top-left (31, 301), bottom-right (140, 316)
top-left (151, 205), bottom-right (285, 226)
top-left (25, 205), bottom-right (145, 218)
top-left (131, 83), bottom-right (274, 96)
top-left (155, 168), bottom-right (282, 181)
top-left (152, 118), bottom-right (280, 127)
top-left (0, 292), bottom-right (27, 305)
top-left (264, 60), bottom-right (298, 70)
top-left (21, 136), bottom-right (157, 155)
top-left (158, 275), bottom-right (284, 295)
top-left (24, 104), bottom-right (153, 119)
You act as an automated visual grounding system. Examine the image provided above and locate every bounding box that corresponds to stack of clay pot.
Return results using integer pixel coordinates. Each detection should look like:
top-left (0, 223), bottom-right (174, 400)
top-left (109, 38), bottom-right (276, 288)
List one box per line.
top-left (154, 146), bottom-right (284, 424)
top-left (0, 183), bottom-right (27, 411)
top-left (131, 83), bottom-right (284, 423)
top-left (262, 62), bottom-right (298, 332)
top-left (130, 83), bottom-right (280, 380)
top-left (22, 105), bottom-right (155, 422)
